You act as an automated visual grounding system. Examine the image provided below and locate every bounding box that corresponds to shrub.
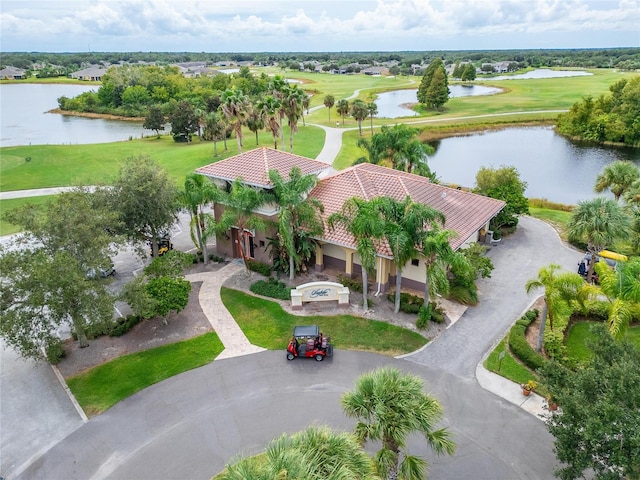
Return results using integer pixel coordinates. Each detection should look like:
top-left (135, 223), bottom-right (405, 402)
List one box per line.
top-left (246, 259), bottom-right (271, 277)
top-left (45, 339), bottom-right (66, 364)
top-left (574, 299), bottom-right (610, 320)
top-left (209, 253), bottom-right (225, 263)
top-left (387, 291), bottom-right (423, 314)
top-left (110, 315), bottom-right (143, 337)
top-left (250, 277), bottom-right (291, 300)
top-left (337, 274), bottom-right (365, 293)
top-left (508, 309), bottom-right (547, 371)
top-left (448, 280), bottom-right (478, 305)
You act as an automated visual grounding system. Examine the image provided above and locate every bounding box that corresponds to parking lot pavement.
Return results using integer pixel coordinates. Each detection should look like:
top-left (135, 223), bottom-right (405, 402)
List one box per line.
top-left (0, 342), bottom-right (84, 479)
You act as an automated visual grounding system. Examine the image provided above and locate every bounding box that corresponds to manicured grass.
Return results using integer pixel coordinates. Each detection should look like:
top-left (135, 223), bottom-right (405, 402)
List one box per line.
top-left (528, 208), bottom-right (574, 240)
top-left (484, 338), bottom-right (538, 386)
top-left (220, 287), bottom-right (428, 356)
top-left (0, 195), bottom-right (55, 236)
top-left (0, 125), bottom-right (325, 192)
top-left (66, 332), bottom-right (224, 416)
top-left (565, 321), bottom-right (640, 364)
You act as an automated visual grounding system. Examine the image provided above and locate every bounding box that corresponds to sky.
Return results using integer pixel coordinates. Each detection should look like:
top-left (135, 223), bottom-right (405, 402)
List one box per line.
top-left (1, 0), bottom-right (639, 53)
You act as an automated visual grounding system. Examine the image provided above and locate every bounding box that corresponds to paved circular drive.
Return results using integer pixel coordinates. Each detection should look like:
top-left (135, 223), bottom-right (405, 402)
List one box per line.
top-left (18, 351), bottom-right (556, 480)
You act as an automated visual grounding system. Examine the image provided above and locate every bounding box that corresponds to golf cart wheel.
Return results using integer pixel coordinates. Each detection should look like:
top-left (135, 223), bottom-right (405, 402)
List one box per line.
top-left (315, 354), bottom-right (324, 362)
top-left (286, 352), bottom-right (295, 361)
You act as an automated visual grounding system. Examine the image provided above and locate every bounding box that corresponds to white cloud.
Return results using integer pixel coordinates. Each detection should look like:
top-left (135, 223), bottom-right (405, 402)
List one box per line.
top-left (1, 0), bottom-right (638, 51)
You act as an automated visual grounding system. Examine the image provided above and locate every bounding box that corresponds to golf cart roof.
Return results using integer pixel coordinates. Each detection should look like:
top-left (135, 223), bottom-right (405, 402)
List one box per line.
top-left (293, 325), bottom-right (319, 338)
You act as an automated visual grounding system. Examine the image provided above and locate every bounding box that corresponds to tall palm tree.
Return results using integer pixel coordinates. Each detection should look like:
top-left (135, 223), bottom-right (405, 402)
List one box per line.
top-left (373, 196), bottom-right (445, 314)
top-left (179, 173), bottom-right (221, 265)
top-left (421, 228), bottom-right (471, 306)
top-left (245, 104), bottom-right (264, 146)
top-left (595, 160), bottom-right (640, 202)
top-left (202, 110), bottom-right (226, 157)
top-left (568, 197), bottom-right (630, 282)
top-left (269, 75), bottom-right (288, 151)
top-left (342, 367), bottom-right (456, 480)
top-left (351, 99), bottom-right (369, 136)
top-left (256, 95), bottom-right (282, 150)
top-left (221, 88), bottom-right (249, 154)
top-left (336, 99), bottom-right (350, 125)
top-left (589, 257), bottom-right (640, 337)
top-left (283, 84), bottom-right (305, 152)
top-left (328, 197), bottom-right (384, 310)
top-left (268, 167), bottom-right (324, 280)
top-left (525, 264), bottom-right (585, 352)
top-left (222, 425), bottom-right (378, 480)
top-left (324, 94), bottom-right (335, 122)
top-left (216, 178), bottom-right (271, 273)
top-left (367, 102), bottom-right (378, 133)
top-left (301, 93), bottom-right (310, 126)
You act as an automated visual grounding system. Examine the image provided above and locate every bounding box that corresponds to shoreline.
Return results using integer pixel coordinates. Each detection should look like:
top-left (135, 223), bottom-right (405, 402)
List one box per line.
top-left (47, 108), bottom-right (144, 122)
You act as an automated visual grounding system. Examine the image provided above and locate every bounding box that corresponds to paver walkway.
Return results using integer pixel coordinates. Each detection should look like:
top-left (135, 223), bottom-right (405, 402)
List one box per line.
top-left (185, 262), bottom-right (265, 360)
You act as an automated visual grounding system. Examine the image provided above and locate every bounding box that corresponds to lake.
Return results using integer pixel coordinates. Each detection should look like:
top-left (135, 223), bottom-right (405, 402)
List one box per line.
top-left (375, 85), bottom-right (502, 118)
top-left (478, 69), bottom-right (593, 81)
top-left (0, 84), bottom-right (147, 147)
top-left (427, 127), bottom-right (640, 205)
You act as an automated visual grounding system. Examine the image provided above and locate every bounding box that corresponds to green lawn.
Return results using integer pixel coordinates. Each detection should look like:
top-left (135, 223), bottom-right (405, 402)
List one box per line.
top-left (0, 195), bottom-right (56, 236)
top-left (483, 339), bottom-right (538, 386)
top-left (66, 332), bottom-right (224, 416)
top-left (221, 287), bottom-right (427, 356)
top-left (565, 321), bottom-right (640, 364)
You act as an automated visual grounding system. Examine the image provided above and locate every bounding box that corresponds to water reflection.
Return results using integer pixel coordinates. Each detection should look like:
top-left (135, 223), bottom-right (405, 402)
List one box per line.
top-left (427, 127), bottom-right (640, 205)
top-left (375, 85), bottom-right (502, 118)
top-left (1, 84), bottom-right (146, 146)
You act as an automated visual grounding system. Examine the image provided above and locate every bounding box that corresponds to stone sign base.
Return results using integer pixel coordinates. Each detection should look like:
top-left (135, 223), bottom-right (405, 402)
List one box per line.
top-left (290, 281), bottom-right (349, 310)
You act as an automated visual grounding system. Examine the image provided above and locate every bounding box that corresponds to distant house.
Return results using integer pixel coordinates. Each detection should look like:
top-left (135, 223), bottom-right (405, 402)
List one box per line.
top-left (362, 66), bottom-right (390, 76)
top-left (69, 66), bottom-right (107, 81)
top-left (196, 148), bottom-right (505, 292)
top-left (0, 66), bottom-right (26, 80)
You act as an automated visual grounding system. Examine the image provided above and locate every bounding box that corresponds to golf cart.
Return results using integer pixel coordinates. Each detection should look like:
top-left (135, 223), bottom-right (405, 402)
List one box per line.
top-left (149, 234), bottom-right (174, 257)
top-left (286, 325), bottom-right (333, 361)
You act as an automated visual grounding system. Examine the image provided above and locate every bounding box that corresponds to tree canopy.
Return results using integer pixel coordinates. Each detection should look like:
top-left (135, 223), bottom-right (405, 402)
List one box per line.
top-left (556, 76), bottom-right (640, 146)
top-left (539, 325), bottom-right (640, 480)
top-left (474, 165), bottom-right (528, 231)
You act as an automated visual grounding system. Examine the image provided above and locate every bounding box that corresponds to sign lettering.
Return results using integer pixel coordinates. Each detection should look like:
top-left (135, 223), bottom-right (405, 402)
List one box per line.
top-left (310, 288), bottom-right (331, 298)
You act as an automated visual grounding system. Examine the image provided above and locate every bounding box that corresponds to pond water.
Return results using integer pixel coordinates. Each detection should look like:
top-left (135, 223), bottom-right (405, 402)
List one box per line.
top-left (478, 69), bottom-right (593, 81)
top-left (427, 127), bottom-right (640, 205)
top-left (375, 85), bottom-right (502, 118)
top-left (0, 84), bottom-right (147, 147)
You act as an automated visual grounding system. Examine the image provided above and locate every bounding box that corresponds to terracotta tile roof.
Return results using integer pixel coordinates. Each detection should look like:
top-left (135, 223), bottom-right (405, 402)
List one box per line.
top-left (195, 147), bottom-right (330, 188)
top-left (312, 163), bottom-right (505, 254)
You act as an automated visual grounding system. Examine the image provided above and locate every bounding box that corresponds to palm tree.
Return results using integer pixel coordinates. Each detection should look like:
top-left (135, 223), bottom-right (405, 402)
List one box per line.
top-left (245, 104), bottom-right (264, 146)
top-left (222, 425), bottom-right (378, 479)
top-left (221, 88), bottom-right (249, 154)
top-left (421, 228), bottom-right (471, 307)
top-left (373, 196), bottom-right (445, 314)
top-left (269, 75), bottom-right (288, 151)
top-left (328, 197), bottom-right (384, 310)
top-left (301, 93), bottom-right (310, 126)
top-left (179, 173), bottom-right (221, 265)
top-left (590, 257), bottom-right (640, 337)
top-left (568, 197), bottom-right (630, 282)
top-left (216, 178), bottom-right (271, 273)
top-left (256, 95), bottom-right (282, 150)
top-left (367, 102), bottom-right (378, 133)
top-left (525, 264), bottom-right (585, 352)
top-left (202, 110), bottom-right (226, 157)
top-left (324, 94), bottom-right (335, 122)
top-left (336, 99), bottom-right (350, 125)
top-left (283, 84), bottom-right (305, 152)
top-left (268, 167), bottom-right (324, 280)
top-left (351, 99), bottom-right (369, 136)
top-left (342, 367), bottom-right (456, 480)
top-left (594, 160), bottom-right (640, 201)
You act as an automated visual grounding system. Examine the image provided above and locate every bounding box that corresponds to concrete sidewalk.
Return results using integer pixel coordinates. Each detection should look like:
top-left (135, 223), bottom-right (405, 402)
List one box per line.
top-left (185, 261), bottom-right (266, 360)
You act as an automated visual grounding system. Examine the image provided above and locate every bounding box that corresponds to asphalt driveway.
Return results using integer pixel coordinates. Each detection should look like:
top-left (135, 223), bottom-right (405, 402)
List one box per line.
top-left (17, 351), bottom-right (556, 480)
top-left (406, 215), bottom-right (582, 378)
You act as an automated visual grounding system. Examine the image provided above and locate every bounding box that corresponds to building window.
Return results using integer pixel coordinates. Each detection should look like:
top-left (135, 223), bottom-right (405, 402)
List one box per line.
top-left (411, 259), bottom-right (419, 267)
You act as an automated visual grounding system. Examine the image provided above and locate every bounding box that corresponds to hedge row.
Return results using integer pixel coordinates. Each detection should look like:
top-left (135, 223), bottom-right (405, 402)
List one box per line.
top-left (508, 309), bottom-right (547, 372)
top-left (250, 277), bottom-right (291, 300)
